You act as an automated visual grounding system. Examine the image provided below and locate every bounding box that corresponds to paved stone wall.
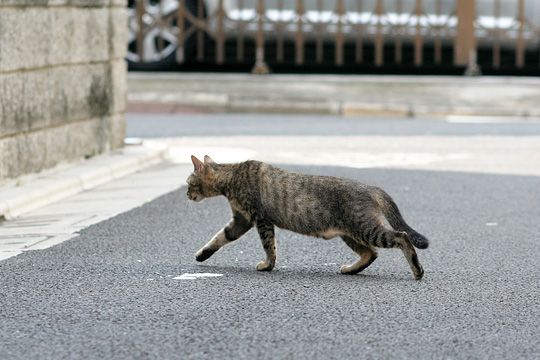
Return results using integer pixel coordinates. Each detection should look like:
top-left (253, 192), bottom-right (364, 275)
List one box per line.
top-left (0, 0), bottom-right (127, 181)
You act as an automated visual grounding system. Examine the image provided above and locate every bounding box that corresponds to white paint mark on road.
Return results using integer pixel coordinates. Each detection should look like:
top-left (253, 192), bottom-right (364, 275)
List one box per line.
top-left (445, 115), bottom-right (538, 124)
top-left (486, 222), bottom-right (498, 226)
top-left (124, 137), bottom-right (144, 145)
top-left (173, 273), bottom-right (223, 280)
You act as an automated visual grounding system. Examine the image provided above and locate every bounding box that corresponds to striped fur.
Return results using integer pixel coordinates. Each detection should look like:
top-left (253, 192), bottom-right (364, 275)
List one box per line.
top-left (187, 155), bottom-right (429, 280)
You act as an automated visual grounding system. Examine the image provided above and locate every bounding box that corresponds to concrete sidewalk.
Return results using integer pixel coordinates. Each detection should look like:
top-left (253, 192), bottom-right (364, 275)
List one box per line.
top-left (0, 140), bottom-right (194, 261)
top-left (0, 144), bottom-right (166, 221)
top-left (128, 73), bottom-right (540, 118)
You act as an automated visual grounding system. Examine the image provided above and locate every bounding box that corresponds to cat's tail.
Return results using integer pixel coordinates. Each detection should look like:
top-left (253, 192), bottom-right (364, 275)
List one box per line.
top-left (402, 226), bottom-right (429, 249)
top-left (377, 191), bottom-right (430, 249)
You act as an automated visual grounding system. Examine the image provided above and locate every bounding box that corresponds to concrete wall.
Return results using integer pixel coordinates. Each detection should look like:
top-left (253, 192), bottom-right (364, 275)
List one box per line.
top-left (0, 0), bottom-right (127, 182)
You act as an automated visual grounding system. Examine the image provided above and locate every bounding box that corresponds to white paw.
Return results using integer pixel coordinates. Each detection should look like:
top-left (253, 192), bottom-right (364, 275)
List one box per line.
top-left (256, 260), bottom-right (274, 272)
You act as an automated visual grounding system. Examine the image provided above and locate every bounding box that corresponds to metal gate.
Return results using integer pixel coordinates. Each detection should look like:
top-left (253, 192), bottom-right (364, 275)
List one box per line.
top-left (129, 0), bottom-right (540, 73)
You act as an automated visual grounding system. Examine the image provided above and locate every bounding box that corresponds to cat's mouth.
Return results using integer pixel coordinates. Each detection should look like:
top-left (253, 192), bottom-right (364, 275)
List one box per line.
top-left (187, 193), bottom-right (204, 202)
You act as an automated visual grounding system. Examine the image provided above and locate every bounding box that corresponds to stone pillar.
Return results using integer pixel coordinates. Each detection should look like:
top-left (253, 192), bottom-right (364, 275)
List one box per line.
top-left (0, 0), bottom-right (127, 181)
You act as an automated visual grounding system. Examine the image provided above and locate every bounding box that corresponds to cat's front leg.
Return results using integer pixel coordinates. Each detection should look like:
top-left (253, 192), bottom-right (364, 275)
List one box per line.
top-left (195, 212), bottom-right (252, 262)
top-left (255, 220), bottom-right (276, 271)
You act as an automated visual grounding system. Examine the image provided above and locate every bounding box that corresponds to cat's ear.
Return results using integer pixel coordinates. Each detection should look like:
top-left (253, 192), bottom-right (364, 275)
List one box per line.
top-left (191, 155), bottom-right (204, 173)
top-left (204, 155), bottom-right (215, 165)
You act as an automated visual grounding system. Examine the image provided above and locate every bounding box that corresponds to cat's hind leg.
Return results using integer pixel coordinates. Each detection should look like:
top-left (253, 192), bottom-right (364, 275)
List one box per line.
top-left (255, 220), bottom-right (276, 272)
top-left (339, 236), bottom-right (378, 275)
top-left (195, 211), bottom-right (252, 262)
top-left (394, 232), bottom-right (424, 280)
top-left (362, 224), bottom-right (424, 280)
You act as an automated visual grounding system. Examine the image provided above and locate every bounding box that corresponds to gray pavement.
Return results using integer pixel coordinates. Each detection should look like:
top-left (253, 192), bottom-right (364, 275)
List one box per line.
top-left (127, 113), bottom-right (540, 138)
top-left (128, 73), bottom-right (540, 117)
top-left (1, 165), bottom-right (539, 359)
top-left (129, 113), bottom-right (540, 178)
top-left (1, 114), bottom-right (539, 359)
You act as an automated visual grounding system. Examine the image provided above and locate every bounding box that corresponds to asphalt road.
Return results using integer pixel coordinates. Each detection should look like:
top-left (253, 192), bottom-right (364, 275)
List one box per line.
top-left (126, 113), bottom-right (540, 137)
top-left (1, 163), bottom-right (539, 359)
top-left (2, 114), bottom-right (539, 359)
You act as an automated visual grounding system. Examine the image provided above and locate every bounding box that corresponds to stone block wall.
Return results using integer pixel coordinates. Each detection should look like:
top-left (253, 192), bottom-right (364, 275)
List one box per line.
top-left (0, 0), bottom-right (127, 181)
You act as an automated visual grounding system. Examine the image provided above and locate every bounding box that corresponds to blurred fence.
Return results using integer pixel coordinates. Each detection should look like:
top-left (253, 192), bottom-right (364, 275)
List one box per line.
top-left (130, 0), bottom-right (540, 72)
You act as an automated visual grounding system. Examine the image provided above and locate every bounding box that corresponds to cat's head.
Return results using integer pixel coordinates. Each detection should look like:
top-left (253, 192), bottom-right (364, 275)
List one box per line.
top-left (186, 155), bottom-right (220, 202)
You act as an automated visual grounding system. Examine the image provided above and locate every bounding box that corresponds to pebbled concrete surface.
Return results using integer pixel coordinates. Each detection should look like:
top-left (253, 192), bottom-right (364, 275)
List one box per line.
top-left (127, 73), bottom-right (540, 117)
top-left (1, 165), bottom-right (539, 359)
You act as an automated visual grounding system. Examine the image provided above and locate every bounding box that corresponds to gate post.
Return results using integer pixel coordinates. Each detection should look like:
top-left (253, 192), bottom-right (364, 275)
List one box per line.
top-left (454, 0), bottom-right (477, 67)
top-left (252, 0), bottom-right (270, 74)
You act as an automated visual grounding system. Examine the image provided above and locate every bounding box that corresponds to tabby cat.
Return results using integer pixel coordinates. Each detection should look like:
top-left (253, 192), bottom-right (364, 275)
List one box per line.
top-left (187, 155), bottom-right (429, 280)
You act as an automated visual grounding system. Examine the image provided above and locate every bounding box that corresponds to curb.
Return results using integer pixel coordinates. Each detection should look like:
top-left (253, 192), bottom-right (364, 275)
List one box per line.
top-left (127, 96), bottom-right (540, 119)
top-left (0, 145), bottom-right (166, 221)
top-left (341, 102), bottom-right (540, 118)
